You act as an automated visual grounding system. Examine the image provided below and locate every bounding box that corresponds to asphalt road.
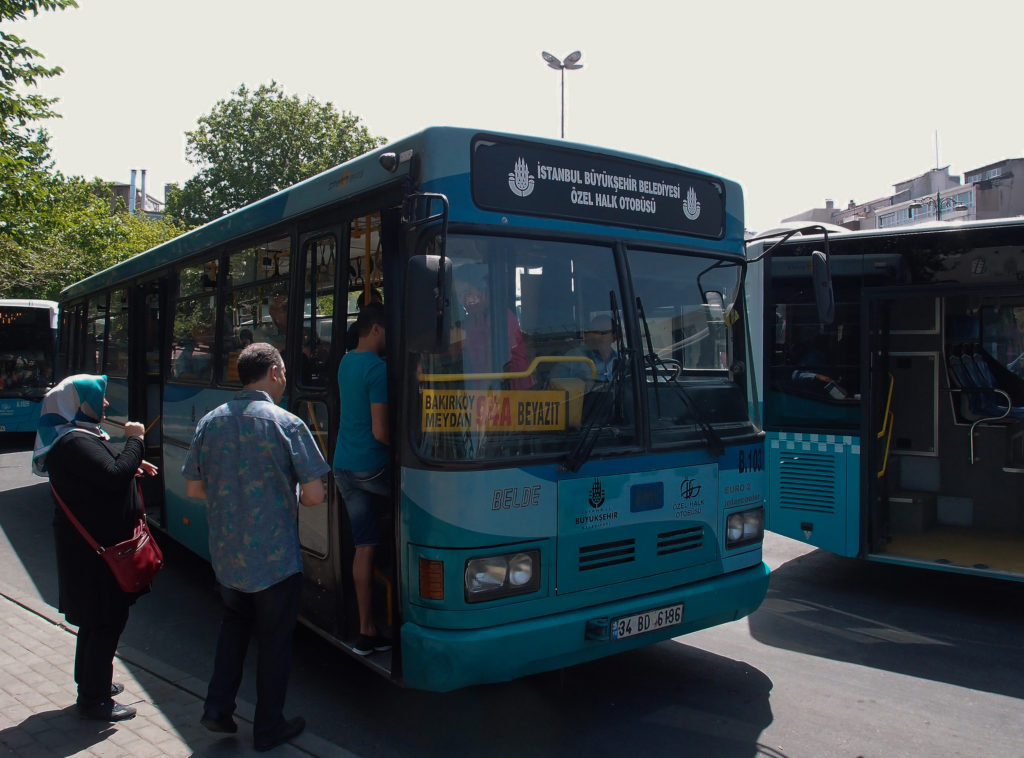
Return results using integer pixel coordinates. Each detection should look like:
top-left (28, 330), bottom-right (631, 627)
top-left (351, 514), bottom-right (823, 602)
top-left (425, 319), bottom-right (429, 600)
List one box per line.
top-left (2, 433), bottom-right (1022, 758)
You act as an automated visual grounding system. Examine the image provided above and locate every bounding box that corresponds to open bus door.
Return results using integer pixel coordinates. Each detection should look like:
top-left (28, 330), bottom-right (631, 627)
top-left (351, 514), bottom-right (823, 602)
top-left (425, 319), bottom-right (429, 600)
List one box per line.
top-left (290, 201), bottom-right (405, 678)
top-left (132, 278), bottom-right (168, 526)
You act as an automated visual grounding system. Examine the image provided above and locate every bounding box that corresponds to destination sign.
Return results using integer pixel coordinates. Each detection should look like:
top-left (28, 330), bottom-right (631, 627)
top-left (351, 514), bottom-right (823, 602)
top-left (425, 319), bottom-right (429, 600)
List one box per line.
top-left (422, 389), bottom-right (568, 433)
top-left (471, 135), bottom-right (725, 238)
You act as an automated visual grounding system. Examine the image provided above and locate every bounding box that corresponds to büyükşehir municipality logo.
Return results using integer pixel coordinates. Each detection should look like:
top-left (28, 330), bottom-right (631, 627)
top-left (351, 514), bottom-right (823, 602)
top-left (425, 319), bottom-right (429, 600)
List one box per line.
top-left (682, 186), bottom-right (701, 221)
top-left (588, 478), bottom-right (606, 508)
top-left (508, 157), bottom-right (535, 197)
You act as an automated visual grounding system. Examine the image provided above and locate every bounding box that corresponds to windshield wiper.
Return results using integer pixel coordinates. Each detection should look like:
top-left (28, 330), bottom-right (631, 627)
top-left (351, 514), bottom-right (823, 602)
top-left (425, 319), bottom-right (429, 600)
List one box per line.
top-left (636, 296), bottom-right (725, 458)
top-left (561, 291), bottom-right (626, 473)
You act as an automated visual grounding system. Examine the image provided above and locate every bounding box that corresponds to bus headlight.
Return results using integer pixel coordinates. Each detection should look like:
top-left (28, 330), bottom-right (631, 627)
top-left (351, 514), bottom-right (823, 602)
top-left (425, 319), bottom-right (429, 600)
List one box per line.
top-left (464, 550), bottom-right (540, 602)
top-left (726, 506), bottom-right (764, 548)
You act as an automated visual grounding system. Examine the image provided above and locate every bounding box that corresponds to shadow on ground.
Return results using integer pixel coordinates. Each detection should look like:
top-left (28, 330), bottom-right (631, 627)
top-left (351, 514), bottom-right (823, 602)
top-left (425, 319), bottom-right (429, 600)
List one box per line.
top-left (749, 544), bottom-right (1024, 700)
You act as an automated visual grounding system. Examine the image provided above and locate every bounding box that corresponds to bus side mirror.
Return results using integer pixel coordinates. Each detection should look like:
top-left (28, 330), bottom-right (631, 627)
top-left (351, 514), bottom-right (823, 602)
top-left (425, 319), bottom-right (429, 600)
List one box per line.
top-left (811, 250), bottom-right (835, 325)
top-left (406, 254), bottom-right (452, 353)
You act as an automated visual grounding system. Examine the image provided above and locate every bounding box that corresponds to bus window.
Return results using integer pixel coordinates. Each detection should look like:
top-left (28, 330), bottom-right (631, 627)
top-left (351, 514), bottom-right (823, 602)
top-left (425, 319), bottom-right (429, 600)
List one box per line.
top-left (629, 250), bottom-right (748, 443)
top-left (413, 235), bottom-right (632, 461)
top-left (346, 214), bottom-right (383, 351)
top-left (300, 235), bottom-right (337, 387)
top-left (221, 237), bottom-right (291, 382)
top-left (766, 261), bottom-right (863, 429)
top-left (106, 289), bottom-right (130, 378)
top-left (171, 258), bottom-right (217, 383)
top-left (86, 294), bottom-right (107, 375)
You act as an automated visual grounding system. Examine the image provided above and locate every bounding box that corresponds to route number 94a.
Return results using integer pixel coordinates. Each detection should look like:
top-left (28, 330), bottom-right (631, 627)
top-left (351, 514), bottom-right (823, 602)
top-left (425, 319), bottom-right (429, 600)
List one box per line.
top-left (738, 447), bottom-right (764, 474)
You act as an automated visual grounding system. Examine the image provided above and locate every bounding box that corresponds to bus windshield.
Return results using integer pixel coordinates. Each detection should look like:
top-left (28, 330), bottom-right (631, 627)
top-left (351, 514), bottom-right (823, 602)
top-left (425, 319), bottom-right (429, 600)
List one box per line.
top-left (0, 304), bottom-right (55, 398)
top-left (412, 234), bottom-right (748, 462)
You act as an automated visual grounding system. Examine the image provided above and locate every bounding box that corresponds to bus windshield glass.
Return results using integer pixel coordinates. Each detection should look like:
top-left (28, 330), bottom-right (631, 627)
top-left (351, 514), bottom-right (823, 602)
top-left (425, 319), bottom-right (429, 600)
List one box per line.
top-left (412, 234), bottom-right (748, 462)
top-left (0, 305), bottom-right (55, 398)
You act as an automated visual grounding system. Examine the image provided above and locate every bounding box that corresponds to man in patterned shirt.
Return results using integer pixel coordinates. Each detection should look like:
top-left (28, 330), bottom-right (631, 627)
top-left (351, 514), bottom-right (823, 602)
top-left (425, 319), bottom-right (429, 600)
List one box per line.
top-left (182, 342), bottom-right (329, 752)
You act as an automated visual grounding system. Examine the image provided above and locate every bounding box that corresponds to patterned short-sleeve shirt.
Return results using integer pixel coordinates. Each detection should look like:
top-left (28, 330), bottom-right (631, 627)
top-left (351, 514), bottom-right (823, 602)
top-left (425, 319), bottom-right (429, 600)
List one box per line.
top-left (182, 389), bottom-right (330, 592)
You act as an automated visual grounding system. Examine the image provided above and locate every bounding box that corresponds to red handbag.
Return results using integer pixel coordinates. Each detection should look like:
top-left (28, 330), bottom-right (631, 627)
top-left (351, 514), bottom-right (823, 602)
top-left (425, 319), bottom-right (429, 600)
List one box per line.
top-left (52, 482), bottom-right (164, 593)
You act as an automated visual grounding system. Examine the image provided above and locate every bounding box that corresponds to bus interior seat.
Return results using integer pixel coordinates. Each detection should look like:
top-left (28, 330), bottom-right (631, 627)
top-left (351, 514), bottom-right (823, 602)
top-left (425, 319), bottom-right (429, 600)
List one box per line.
top-left (946, 344), bottom-right (1024, 422)
top-left (946, 345), bottom-right (1024, 469)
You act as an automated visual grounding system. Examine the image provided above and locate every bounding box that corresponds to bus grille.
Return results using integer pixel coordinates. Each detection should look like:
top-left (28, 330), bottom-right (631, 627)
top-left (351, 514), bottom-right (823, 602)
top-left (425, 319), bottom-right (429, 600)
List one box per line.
top-left (657, 525), bottom-right (704, 555)
top-left (579, 538), bottom-right (635, 571)
top-left (777, 451), bottom-right (836, 513)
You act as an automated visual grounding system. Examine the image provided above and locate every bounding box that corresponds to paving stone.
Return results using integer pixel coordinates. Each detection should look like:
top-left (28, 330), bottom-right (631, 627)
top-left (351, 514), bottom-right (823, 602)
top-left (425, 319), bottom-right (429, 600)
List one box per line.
top-left (0, 589), bottom-right (341, 758)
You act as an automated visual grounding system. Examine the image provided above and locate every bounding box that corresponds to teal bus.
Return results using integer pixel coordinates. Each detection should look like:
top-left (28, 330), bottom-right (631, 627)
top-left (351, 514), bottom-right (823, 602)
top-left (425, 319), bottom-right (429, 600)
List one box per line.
top-left (57, 127), bottom-right (770, 690)
top-left (748, 219), bottom-right (1024, 582)
top-left (0, 299), bottom-right (58, 433)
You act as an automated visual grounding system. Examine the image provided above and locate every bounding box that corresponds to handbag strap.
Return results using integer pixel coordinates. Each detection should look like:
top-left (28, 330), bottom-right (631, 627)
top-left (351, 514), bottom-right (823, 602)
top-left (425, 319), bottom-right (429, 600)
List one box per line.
top-left (51, 480), bottom-right (147, 556)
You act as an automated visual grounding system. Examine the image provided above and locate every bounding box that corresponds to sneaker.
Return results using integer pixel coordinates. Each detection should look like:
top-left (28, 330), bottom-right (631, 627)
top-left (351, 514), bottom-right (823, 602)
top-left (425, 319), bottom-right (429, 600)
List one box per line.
top-left (78, 699), bottom-right (136, 722)
top-left (254, 716), bottom-right (305, 752)
top-left (110, 682), bottom-right (124, 697)
top-left (201, 711), bottom-right (238, 734)
top-left (352, 634), bottom-right (392, 656)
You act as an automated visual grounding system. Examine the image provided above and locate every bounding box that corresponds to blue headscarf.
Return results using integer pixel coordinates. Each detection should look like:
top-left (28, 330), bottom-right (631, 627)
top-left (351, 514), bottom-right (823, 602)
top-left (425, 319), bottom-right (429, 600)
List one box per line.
top-left (31, 374), bottom-right (109, 476)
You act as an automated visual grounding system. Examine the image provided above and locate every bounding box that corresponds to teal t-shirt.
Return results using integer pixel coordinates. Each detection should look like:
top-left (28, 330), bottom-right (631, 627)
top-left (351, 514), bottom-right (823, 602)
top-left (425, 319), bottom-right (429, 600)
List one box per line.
top-left (333, 350), bottom-right (388, 472)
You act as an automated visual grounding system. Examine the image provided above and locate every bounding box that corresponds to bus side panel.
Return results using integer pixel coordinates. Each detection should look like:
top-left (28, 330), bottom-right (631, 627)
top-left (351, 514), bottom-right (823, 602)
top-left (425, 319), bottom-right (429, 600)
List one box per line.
top-left (0, 398), bottom-right (42, 433)
top-left (767, 431), bottom-right (860, 556)
top-left (160, 384), bottom-right (231, 558)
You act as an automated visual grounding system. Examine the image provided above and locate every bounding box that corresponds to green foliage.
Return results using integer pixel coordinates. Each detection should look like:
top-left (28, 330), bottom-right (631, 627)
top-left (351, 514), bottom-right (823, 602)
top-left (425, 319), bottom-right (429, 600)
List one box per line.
top-left (165, 81), bottom-right (387, 226)
top-left (0, 167), bottom-right (187, 300)
top-left (0, 0), bottom-right (187, 302)
top-left (0, 1), bottom-right (77, 155)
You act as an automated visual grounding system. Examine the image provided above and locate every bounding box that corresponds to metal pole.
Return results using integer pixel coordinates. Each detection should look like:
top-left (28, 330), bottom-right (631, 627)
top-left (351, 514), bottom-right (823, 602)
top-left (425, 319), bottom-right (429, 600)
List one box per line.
top-left (936, 191), bottom-right (941, 221)
top-left (560, 67), bottom-right (565, 139)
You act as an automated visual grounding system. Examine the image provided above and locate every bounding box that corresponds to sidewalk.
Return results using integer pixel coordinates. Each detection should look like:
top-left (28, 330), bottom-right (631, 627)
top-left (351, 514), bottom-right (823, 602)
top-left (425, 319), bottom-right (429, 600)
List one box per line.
top-left (0, 580), bottom-right (342, 757)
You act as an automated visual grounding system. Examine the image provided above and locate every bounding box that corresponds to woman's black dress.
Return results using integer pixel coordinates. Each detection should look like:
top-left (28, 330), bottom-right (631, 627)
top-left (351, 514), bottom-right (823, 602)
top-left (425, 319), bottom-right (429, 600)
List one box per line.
top-left (48, 434), bottom-right (146, 627)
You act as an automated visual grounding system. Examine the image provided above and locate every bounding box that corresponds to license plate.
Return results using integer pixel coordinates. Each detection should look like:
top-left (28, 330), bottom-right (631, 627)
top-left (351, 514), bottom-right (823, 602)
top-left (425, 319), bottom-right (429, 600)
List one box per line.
top-left (611, 603), bottom-right (684, 640)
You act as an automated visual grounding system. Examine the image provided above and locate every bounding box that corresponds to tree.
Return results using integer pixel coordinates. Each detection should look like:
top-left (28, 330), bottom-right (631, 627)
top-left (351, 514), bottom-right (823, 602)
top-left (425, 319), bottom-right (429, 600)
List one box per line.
top-left (0, 0), bottom-right (77, 152)
top-left (0, 0), bottom-right (185, 301)
top-left (0, 170), bottom-right (186, 300)
top-left (165, 82), bottom-right (387, 225)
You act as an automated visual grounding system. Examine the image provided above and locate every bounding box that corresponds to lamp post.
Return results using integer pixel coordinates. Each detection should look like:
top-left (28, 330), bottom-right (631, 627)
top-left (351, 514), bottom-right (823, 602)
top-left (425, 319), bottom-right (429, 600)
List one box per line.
top-left (541, 50), bottom-right (582, 138)
top-left (909, 190), bottom-right (969, 221)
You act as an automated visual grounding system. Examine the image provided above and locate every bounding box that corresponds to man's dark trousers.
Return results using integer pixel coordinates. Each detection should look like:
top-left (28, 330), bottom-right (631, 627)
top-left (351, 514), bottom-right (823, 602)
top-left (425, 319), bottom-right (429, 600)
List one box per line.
top-left (204, 572), bottom-right (303, 741)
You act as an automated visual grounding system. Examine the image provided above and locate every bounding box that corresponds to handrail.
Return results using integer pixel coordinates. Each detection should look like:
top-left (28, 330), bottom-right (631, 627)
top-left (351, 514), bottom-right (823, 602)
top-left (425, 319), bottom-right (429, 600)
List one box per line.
top-left (876, 410), bottom-right (894, 479)
top-left (968, 387), bottom-right (1013, 464)
top-left (876, 373), bottom-right (894, 479)
top-left (420, 354), bottom-right (596, 383)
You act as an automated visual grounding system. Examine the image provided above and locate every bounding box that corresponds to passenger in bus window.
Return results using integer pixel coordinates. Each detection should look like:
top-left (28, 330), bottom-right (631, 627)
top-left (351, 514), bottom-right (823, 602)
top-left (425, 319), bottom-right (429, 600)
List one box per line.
top-left (453, 268), bottom-right (533, 389)
top-left (552, 315), bottom-right (619, 387)
top-left (344, 287), bottom-right (383, 351)
top-left (182, 343), bottom-right (329, 751)
top-left (173, 324), bottom-right (213, 380)
top-left (254, 295), bottom-right (288, 350)
top-left (333, 305), bottom-right (393, 657)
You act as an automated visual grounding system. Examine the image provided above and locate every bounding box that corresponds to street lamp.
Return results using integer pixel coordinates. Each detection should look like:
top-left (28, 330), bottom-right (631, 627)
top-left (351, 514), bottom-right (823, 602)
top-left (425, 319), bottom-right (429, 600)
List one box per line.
top-left (909, 190), bottom-right (969, 221)
top-left (541, 50), bottom-right (582, 138)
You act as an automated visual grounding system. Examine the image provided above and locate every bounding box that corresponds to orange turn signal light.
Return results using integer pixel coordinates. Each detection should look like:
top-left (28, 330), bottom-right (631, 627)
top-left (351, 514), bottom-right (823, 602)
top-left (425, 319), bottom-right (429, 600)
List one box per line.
top-left (419, 557), bottom-right (444, 600)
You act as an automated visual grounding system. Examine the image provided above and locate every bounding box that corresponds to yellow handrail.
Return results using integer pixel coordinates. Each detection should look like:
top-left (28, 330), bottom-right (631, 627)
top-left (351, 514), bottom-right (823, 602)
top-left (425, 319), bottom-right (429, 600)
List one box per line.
top-left (420, 354), bottom-right (597, 383)
top-left (876, 372), bottom-right (894, 439)
top-left (876, 373), bottom-right (895, 478)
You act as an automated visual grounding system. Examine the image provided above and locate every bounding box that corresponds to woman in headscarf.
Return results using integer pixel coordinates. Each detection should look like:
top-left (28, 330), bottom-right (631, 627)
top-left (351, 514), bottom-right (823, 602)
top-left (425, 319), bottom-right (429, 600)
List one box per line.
top-left (31, 375), bottom-right (158, 722)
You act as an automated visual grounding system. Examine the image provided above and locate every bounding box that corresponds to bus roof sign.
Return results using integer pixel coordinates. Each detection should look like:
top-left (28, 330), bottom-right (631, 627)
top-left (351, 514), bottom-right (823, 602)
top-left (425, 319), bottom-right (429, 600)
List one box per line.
top-left (471, 136), bottom-right (725, 238)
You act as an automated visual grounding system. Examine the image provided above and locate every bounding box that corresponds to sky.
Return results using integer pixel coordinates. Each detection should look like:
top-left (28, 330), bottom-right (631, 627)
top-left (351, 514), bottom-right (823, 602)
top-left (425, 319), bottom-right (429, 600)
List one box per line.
top-left (15, 0), bottom-right (1024, 233)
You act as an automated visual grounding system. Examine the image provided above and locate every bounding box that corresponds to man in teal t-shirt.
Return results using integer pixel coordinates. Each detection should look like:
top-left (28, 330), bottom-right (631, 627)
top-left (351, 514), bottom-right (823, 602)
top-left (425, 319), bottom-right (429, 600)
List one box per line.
top-left (333, 305), bottom-right (391, 656)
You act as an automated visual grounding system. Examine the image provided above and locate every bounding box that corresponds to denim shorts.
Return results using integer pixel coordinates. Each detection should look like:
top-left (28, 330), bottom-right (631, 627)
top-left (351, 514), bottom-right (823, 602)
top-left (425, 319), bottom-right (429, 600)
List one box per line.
top-left (334, 467), bottom-right (390, 547)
